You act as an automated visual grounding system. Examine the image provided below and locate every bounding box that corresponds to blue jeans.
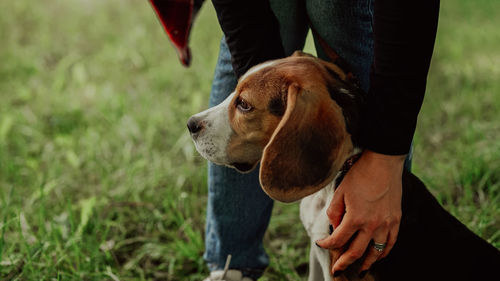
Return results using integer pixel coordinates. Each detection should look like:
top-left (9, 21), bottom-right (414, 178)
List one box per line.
top-left (205, 0), bottom-right (393, 278)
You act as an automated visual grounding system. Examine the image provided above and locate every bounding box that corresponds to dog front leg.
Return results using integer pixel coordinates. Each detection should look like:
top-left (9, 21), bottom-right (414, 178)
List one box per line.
top-left (308, 241), bottom-right (324, 281)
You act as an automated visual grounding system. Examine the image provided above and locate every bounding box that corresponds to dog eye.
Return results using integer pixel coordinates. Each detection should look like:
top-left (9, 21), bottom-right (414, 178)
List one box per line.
top-left (236, 98), bottom-right (253, 112)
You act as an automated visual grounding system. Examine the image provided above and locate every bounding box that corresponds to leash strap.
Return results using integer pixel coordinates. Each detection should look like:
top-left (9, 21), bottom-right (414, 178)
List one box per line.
top-left (308, 24), bottom-right (360, 86)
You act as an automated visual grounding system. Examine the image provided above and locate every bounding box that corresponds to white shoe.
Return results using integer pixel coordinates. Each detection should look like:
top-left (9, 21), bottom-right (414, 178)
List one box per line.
top-left (203, 269), bottom-right (254, 281)
top-left (202, 255), bottom-right (254, 281)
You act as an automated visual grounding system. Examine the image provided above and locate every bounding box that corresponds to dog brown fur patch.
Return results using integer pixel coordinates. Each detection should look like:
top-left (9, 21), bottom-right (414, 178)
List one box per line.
top-left (225, 56), bottom-right (355, 202)
top-left (260, 83), bottom-right (353, 202)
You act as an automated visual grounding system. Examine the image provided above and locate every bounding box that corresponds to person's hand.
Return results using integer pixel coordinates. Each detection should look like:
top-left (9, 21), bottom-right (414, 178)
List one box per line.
top-left (315, 150), bottom-right (405, 277)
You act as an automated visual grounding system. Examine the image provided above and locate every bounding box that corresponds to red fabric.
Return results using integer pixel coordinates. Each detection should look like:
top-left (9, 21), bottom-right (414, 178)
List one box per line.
top-left (150, 0), bottom-right (193, 66)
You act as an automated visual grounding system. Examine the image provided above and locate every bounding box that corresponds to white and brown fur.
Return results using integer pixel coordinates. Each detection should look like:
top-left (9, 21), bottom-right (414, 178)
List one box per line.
top-left (187, 52), bottom-right (500, 281)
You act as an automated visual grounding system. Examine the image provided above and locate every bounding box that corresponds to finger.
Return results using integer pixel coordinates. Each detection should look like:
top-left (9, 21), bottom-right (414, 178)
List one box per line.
top-left (326, 190), bottom-right (345, 228)
top-left (331, 230), bottom-right (372, 274)
top-left (380, 223), bottom-right (400, 259)
top-left (316, 215), bottom-right (358, 249)
top-left (360, 229), bottom-right (388, 272)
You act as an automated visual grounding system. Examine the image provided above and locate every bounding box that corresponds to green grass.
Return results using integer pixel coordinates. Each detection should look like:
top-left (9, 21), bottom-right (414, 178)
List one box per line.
top-left (0, 0), bottom-right (499, 280)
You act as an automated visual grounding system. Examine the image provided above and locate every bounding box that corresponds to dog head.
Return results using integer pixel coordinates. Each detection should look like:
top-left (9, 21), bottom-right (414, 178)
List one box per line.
top-left (188, 51), bottom-right (364, 202)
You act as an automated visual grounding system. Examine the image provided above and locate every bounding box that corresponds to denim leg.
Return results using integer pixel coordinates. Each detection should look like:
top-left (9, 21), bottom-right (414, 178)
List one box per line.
top-left (269, 0), bottom-right (309, 56)
top-left (307, 0), bottom-right (374, 92)
top-left (204, 0), bottom-right (308, 279)
top-left (205, 1), bottom-right (310, 277)
top-left (307, 0), bottom-right (413, 167)
top-left (204, 38), bottom-right (274, 279)
top-left (208, 38), bottom-right (238, 108)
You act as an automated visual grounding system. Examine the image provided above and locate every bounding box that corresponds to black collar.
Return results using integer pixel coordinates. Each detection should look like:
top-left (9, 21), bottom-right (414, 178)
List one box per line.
top-left (334, 153), bottom-right (362, 189)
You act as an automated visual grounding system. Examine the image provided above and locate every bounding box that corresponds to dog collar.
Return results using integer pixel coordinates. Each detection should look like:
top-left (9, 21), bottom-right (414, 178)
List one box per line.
top-left (334, 153), bottom-right (362, 189)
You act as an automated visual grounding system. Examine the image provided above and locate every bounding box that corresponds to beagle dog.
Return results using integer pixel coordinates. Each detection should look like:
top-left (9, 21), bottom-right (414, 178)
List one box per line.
top-left (187, 52), bottom-right (500, 280)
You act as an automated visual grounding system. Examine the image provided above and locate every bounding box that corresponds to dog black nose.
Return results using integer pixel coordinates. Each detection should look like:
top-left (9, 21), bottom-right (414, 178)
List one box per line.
top-left (187, 117), bottom-right (202, 134)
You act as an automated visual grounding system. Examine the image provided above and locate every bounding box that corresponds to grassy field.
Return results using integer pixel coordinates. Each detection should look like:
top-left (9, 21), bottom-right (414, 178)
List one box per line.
top-left (0, 0), bottom-right (499, 280)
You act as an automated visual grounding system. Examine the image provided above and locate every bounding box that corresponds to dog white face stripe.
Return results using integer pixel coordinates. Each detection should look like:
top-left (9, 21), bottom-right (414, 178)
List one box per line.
top-left (189, 60), bottom-right (279, 168)
top-left (189, 92), bottom-right (235, 165)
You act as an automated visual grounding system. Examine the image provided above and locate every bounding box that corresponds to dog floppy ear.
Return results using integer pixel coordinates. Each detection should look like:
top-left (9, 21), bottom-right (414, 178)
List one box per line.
top-left (260, 83), bottom-right (353, 202)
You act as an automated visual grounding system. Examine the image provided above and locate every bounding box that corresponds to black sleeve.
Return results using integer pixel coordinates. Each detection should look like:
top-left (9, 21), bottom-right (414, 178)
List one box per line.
top-left (360, 0), bottom-right (440, 155)
top-left (211, 0), bottom-right (285, 78)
